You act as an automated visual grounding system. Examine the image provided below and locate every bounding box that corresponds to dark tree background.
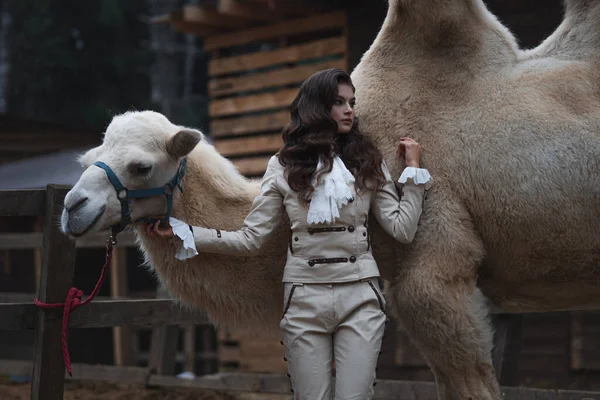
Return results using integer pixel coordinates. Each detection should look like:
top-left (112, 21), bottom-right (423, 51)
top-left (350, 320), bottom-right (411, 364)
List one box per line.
top-left (6, 0), bottom-right (156, 132)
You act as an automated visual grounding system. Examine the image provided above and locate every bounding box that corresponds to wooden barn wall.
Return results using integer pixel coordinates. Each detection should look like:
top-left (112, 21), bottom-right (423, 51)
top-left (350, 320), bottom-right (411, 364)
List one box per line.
top-left (205, 11), bottom-right (349, 177)
top-left (384, 312), bottom-right (600, 389)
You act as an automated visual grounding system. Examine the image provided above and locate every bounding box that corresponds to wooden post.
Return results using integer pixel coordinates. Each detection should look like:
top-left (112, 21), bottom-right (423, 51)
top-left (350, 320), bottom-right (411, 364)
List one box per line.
top-left (200, 327), bottom-right (215, 375)
top-left (492, 313), bottom-right (524, 386)
top-left (33, 217), bottom-right (44, 291)
top-left (147, 285), bottom-right (179, 376)
top-left (110, 247), bottom-right (134, 366)
top-left (30, 185), bottom-right (77, 400)
top-left (183, 324), bottom-right (195, 373)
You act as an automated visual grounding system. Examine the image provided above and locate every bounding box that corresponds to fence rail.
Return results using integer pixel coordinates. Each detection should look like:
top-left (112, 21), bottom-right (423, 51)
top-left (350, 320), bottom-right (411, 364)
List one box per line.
top-left (0, 299), bottom-right (209, 330)
top-left (0, 188), bottom-right (46, 216)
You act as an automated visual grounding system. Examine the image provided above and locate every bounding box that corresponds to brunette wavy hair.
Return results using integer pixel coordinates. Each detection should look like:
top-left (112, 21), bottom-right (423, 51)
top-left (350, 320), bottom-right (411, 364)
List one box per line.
top-left (278, 68), bottom-right (385, 206)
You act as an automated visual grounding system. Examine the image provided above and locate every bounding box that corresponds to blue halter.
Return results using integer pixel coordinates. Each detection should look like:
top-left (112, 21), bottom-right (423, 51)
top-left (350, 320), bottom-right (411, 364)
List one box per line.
top-left (93, 157), bottom-right (187, 234)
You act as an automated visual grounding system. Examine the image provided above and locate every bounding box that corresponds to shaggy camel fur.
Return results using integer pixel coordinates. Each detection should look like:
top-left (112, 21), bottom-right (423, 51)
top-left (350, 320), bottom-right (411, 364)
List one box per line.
top-left (348, 0), bottom-right (600, 398)
top-left (61, 1), bottom-right (600, 398)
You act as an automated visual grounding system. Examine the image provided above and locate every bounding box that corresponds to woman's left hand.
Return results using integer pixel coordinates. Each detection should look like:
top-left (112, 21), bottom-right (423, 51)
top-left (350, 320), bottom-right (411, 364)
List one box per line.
top-left (397, 138), bottom-right (421, 168)
top-left (145, 220), bottom-right (174, 238)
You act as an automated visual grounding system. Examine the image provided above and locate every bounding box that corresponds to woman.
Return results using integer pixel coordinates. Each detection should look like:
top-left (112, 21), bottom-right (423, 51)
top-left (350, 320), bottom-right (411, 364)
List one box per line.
top-left (147, 68), bottom-right (432, 400)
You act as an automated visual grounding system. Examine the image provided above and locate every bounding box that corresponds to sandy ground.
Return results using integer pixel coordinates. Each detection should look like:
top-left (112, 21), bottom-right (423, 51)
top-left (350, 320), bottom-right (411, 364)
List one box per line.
top-left (0, 380), bottom-right (293, 400)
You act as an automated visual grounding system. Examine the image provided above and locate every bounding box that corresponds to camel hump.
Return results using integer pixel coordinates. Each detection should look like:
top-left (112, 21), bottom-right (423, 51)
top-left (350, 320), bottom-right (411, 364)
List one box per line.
top-left (527, 0), bottom-right (600, 62)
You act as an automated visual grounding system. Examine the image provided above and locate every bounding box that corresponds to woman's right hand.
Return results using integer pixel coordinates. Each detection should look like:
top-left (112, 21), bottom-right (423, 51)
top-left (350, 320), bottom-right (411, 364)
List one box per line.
top-left (145, 220), bottom-right (175, 238)
top-left (397, 138), bottom-right (421, 168)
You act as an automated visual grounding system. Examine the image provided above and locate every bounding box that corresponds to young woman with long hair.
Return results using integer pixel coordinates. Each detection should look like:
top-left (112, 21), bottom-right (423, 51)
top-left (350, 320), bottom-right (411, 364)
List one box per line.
top-left (147, 68), bottom-right (432, 399)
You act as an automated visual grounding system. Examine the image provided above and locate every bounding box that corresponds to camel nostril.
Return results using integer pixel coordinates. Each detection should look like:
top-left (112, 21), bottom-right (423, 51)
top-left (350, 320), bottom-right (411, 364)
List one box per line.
top-left (66, 196), bottom-right (89, 213)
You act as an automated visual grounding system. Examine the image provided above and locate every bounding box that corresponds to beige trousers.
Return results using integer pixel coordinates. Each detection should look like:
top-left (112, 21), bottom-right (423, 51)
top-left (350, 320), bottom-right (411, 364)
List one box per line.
top-left (279, 278), bottom-right (387, 400)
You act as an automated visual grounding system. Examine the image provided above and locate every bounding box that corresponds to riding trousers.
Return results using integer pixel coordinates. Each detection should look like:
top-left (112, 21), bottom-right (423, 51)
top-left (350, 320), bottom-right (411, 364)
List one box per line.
top-left (279, 278), bottom-right (387, 400)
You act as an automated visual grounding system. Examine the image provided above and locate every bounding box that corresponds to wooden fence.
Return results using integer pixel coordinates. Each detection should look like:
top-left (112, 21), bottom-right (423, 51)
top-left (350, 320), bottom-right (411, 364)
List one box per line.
top-left (0, 184), bottom-right (598, 400)
top-left (0, 185), bottom-right (209, 400)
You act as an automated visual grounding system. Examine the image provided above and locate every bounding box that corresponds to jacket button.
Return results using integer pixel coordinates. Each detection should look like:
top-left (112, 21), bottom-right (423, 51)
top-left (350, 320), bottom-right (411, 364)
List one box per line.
top-left (349, 256), bottom-right (356, 263)
top-left (294, 237), bottom-right (299, 241)
top-left (308, 260), bottom-right (315, 267)
top-left (363, 232), bottom-right (367, 237)
top-left (348, 225), bottom-right (355, 232)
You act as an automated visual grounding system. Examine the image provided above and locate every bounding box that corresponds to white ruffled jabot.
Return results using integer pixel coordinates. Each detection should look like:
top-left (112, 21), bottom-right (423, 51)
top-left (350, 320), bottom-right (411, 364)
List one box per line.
top-left (307, 156), bottom-right (355, 225)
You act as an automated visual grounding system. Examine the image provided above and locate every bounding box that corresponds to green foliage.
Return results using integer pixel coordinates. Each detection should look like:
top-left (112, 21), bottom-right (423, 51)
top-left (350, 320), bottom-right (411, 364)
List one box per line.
top-left (6, 0), bottom-right (156, 131)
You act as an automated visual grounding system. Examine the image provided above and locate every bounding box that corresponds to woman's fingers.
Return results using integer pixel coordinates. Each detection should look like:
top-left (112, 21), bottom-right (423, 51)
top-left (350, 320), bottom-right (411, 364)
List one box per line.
top-left (144, 221), bottom-right (165, 237)
top-left (153, 220), bottom-right (165, 237)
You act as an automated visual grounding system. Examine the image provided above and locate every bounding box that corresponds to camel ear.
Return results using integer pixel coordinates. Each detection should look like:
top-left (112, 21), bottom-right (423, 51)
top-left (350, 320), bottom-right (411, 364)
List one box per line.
top-left (166, 128), bottom-right (202, 159)
top-left (78, 145), bottom-right (104, 167)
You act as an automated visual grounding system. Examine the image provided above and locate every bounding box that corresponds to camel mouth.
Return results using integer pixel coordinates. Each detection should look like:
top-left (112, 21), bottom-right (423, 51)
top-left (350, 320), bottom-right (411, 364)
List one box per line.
top-left (68, 205), bottom-right (107, 238)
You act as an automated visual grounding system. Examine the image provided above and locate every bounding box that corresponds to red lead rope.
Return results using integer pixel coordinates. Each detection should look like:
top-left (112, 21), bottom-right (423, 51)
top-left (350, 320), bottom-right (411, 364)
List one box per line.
top-left (34, 236), bottom-right (116, 376)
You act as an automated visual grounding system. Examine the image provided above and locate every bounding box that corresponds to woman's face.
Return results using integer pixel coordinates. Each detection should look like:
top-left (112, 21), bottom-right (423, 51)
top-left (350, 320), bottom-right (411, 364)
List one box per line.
top-left (330, 83), bottom-right (356, 134)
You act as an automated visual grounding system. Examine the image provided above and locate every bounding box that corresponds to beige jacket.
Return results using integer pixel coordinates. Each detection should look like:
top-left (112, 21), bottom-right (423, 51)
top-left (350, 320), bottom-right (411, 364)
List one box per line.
top-left (192, 155), bottom-right (429, 283)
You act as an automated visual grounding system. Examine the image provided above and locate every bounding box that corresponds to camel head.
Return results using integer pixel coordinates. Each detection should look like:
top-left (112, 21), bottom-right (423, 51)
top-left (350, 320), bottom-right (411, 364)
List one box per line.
top-left (61, 110), bottom-right (203, 237)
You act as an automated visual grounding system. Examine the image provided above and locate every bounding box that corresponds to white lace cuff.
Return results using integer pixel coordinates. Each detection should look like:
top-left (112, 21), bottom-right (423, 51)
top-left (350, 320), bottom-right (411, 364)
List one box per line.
top-left (170, 217), bottom-right (199, 260)
top-left (398, 167), bottom-right (433, 189)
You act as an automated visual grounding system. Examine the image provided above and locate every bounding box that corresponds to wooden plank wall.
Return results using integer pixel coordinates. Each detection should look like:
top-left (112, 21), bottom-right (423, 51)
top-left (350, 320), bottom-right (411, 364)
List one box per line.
top-left (388, 311), bottom-right (598, 387)
top-left (206, 11), bottom-right (348, 177)
top-left (571, 311), bottom-right (600, 371)
top-left (217, 328), bottom-right (287, 374)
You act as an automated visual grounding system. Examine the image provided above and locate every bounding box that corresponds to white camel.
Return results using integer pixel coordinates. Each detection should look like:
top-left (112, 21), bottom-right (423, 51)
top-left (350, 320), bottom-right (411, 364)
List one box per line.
top-left (61, 0), bottom-right (600, 399)
top-left (349, 0), bottom-right (600, 398)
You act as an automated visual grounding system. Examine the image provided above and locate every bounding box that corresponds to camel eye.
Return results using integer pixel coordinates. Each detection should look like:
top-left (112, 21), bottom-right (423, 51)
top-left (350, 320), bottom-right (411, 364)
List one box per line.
top-left (129, 163), bottom-right (152, 176)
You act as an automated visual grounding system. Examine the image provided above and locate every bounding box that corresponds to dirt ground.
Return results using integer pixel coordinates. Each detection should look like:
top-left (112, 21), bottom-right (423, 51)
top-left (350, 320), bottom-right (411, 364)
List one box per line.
top-left (0, 380), bottom-right (293, 400)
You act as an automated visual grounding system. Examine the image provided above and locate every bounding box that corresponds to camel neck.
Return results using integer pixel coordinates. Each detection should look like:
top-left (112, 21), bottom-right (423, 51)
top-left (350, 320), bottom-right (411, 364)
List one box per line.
top-left (172, 152), bottom-right (255, 228)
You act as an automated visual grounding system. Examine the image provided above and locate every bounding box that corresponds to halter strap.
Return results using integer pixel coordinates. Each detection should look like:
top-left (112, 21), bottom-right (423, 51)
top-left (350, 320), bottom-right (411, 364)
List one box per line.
top-left (93, 157), bottom-right (187, 233)
top-left (94, 161), bottom-right (126, 192)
